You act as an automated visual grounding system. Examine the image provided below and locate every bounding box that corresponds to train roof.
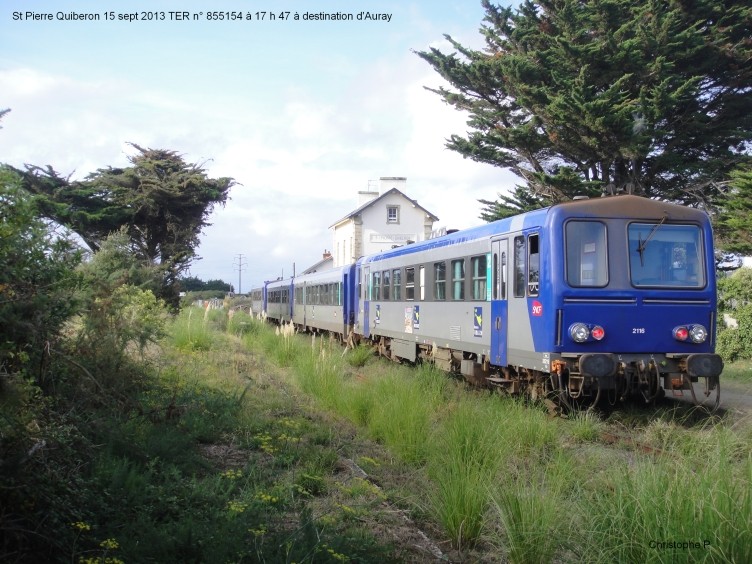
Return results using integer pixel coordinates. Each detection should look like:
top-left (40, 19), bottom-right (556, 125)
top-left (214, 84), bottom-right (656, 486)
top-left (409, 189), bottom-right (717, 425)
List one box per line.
top-left (547, 194), bottom-right (710, 223)
top-left (361, 195), bottom-right (709, 264)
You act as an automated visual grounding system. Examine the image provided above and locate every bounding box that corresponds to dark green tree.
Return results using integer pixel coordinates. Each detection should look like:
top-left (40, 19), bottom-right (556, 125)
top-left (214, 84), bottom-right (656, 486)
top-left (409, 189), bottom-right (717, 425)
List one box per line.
top-left (715, 166), bottom-right (752, 255)
top-left (179, 275), bottom-right (209, 292)
top-left (17, 144), bottom-right (235, 306)
top-left (417, 0), bottom-right (752, 220)
top-left (480, 167), bottom-right (602, 220)
top-left (178, 276), bottom-right (233, 292)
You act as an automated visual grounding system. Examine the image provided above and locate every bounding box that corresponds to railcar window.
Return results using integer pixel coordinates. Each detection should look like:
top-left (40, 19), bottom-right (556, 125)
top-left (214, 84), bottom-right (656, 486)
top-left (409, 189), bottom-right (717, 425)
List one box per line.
top-left (528, 234), bottom-right (540, 296)
top-left (514, 236), bottom-right (526, 297)
top-left (372, 271), bottom-right (381, 301)
top-left (628, 223), bottom-right (704, 287)
top-left (471, 255), bottom-right (487, 300)
top-left (452, 259), bottom-right (465, 300)
top-left (383, 270), bottom-right (390, 301)
top-left (566, 221), bottom-right (608, 287)
top-left (501, 252), bottom-right (507, 299)
top-left (406, 267), bottom-right (415, 301)
top-left (393, 269), bottom-right (402, 300)
top-left (419, 266), bottom-right (426, 301)
top-left (434, 262), bottom-right (446, 300)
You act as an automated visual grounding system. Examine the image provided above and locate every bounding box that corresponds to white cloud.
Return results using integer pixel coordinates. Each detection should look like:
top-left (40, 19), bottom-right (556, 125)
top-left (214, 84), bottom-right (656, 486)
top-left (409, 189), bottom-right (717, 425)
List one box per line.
top-left (1, 2), bottom-right (518, 287)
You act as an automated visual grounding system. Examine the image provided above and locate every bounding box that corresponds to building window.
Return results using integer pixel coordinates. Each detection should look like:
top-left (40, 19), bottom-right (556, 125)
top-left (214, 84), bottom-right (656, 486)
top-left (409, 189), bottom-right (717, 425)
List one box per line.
top-left (387, 205), bottom-right (400, 224)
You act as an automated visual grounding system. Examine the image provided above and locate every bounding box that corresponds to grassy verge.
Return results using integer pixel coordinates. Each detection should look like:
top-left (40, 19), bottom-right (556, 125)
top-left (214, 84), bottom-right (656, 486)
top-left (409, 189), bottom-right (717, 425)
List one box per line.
top-left (722, 359), bottom-right (752, 384)
top-left (1, 309), bottom-right (405, 562)
top-left (250, 318), bottom-right (752, 563)
top-left (6, 306), bottom-right (750, 562)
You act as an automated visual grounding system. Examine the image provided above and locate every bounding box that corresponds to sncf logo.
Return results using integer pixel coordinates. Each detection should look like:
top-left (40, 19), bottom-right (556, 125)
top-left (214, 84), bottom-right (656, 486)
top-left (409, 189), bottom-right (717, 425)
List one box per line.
top-left (531, 301), bottom-right (543, 316)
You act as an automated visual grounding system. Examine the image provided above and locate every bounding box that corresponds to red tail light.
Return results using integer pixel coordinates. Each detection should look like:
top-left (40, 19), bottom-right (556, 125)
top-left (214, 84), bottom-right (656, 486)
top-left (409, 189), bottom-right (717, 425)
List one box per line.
top-left (673, 326), bottom-right (689, 341)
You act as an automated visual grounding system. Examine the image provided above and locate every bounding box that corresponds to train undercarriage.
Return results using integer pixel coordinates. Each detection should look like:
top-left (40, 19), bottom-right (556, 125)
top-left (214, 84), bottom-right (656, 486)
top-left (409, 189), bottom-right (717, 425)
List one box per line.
top-left (364, 334), bottom-right (722, 413)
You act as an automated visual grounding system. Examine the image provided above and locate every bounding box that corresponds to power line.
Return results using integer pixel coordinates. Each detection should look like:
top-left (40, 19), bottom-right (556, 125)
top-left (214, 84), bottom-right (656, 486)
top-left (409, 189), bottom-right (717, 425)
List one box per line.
top-left (233, 254), bottom-right (247, 294)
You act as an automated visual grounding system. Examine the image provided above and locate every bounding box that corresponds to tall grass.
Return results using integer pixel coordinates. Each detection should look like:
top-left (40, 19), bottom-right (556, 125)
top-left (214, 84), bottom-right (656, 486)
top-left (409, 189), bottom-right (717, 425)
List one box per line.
top-left (364, 369), bottom-right (437, 464)
top-left (169, 307), bottom-right (214, 351)
top-left (241, 320), bottom-right (752, 556)
top-left (257, 321), bottom-right (302, 367)
top-left (426, 398), bottom-right (505, 548)
top-left (295, 341), bottom-right (344, 410)
top-left (345, 344), bottom-right (374, 367)
top-left (581, 454), bottom-right (752, 563)
top-left (489, 449), bottom-right (576, 564)
top-left (227, 309), bottom-right (263, 337)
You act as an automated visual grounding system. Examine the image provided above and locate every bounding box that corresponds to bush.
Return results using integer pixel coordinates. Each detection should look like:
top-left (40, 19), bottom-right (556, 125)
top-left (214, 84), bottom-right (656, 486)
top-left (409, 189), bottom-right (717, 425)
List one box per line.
top-left (716, 304), bottom-right (752, 361)
top-left (0, 167), bottom-right (82, 382)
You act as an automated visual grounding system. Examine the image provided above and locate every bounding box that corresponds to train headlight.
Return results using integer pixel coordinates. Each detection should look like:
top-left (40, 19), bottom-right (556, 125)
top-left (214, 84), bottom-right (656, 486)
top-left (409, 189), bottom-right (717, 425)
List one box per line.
top-left (569, 323), bottom-right (590, 343)
top-left (673, 324), bottom-right (708, 343)
top-left (689, 324), bottom-right (708, 344)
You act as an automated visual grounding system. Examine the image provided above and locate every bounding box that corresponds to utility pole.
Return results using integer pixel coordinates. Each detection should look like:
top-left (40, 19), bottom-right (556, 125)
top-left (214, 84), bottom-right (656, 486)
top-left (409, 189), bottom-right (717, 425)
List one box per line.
top-left (234, 254), bottom-right (247, 294)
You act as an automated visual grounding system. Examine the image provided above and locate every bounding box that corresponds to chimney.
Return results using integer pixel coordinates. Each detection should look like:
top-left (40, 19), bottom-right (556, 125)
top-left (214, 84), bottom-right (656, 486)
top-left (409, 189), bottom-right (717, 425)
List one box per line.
top-left (379, 176), bottom-right (407, 193)
top-left (358, 189), bottom-right (379, 206)
top-left (323, 249), bottom-right (332, 260)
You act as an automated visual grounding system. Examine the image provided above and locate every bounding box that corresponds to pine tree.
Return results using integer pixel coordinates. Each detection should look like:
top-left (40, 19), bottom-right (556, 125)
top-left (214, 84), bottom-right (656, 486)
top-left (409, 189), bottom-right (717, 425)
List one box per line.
top-left (17, 144), bottom-right (235, 306)
top-left (417, 0), bottom-right (752, 220)
top-left (716, 166), bottom-right (752, 255)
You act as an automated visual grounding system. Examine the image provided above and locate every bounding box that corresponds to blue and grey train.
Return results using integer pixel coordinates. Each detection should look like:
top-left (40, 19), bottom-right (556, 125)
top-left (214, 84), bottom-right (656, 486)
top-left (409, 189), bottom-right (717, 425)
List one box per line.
top-left (252, 195), bottom-right (723, 408)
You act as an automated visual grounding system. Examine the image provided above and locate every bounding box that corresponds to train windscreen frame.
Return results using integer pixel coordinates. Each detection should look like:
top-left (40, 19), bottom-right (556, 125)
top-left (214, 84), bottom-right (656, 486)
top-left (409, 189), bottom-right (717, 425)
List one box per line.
top-left (565, 221), bottom-right (609, 287)
top-left (628, 223), bottom-right (705, 288)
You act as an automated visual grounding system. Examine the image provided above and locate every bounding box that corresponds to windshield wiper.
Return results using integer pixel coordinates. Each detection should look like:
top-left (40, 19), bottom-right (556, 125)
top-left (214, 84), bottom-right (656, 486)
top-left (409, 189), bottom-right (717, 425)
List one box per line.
top-left (637, 214), bottom-right (668, 266)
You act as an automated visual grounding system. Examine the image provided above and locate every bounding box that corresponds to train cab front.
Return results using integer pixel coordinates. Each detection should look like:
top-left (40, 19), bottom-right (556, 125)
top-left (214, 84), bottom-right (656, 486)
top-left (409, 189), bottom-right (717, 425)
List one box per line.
top-left (549, 196), bottom-right (723, 408)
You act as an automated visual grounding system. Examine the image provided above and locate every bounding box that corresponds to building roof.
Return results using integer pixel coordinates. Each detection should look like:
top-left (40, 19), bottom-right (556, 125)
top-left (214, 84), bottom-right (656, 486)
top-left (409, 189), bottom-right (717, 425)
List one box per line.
top-left (301, 255), bottom-right (334, 275)
top-left (329, 188), bottom-right (439, 228)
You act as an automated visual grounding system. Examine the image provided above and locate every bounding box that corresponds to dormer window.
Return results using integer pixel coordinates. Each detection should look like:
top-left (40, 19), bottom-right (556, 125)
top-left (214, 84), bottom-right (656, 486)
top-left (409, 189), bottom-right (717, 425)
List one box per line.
top-left (387, 205), bottom-right (400, 224)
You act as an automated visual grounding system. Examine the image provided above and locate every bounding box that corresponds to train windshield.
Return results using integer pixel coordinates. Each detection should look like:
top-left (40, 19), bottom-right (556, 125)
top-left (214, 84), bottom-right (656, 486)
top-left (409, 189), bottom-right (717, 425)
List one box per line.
top-left (565, 221), bottom-right (609, 287)
top-left (628, 223), bottom-right (705, 287)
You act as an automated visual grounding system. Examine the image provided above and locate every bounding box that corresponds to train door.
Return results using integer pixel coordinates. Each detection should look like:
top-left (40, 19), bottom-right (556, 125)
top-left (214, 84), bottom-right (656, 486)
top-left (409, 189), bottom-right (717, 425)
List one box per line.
top-left (362, 266), bottom-right (370, 338)
top-left (491, 238), bottom-right (509, 366)
top-left (342, 271), bottom-right (350, 335)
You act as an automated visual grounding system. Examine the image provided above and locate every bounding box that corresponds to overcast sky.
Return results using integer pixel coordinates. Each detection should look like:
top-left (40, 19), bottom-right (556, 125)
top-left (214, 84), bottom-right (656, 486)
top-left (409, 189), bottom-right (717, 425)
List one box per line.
top-left (1, 0), bottom-right (519, 291)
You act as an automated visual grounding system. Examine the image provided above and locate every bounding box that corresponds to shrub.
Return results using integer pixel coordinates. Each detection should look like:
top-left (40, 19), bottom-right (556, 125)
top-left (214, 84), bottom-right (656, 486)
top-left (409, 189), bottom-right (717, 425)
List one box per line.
top-left (0, 167), bottom-right (82, 382)
top-left (717, 304), bottom-right (752, 361)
